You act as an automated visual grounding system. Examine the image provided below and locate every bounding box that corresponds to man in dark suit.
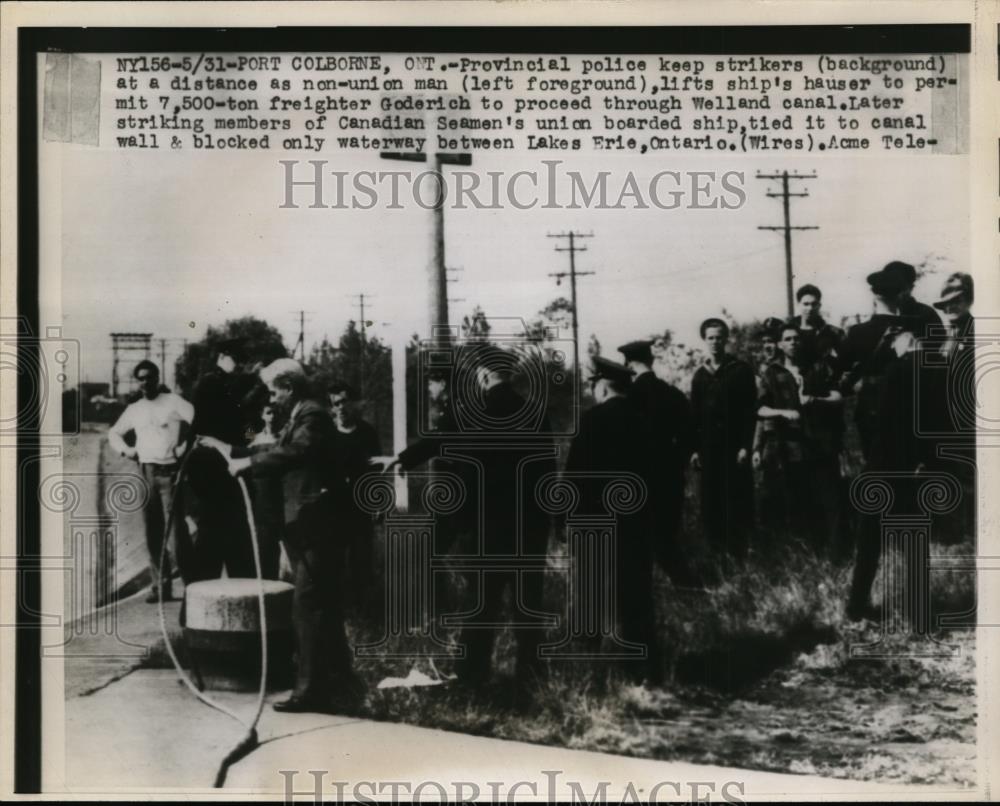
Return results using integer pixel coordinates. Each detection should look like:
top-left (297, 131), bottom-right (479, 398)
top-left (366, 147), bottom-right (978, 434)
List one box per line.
top-left (846, 320), bottom-right (931, 621)
top-left (617, 339), bottom-right (699, 587)
top-left (207, 361), bottom-right (361, 714)
top-left (565, 356), bottom-right (662, 683)
top-left (884, 260), bottom-right (942, 339)
top-left (328, 382), bottom-right (383, 613)
top-left (839, 265), bottom-right (924, 462)
top-left (930, 273), bottom-right (977, 543)
top-left (395, 369), bottom-right (478, 554)
top-left (392, 344), bottom-right (557, 694)
top-left (185, 338), bottom-right (256, 580)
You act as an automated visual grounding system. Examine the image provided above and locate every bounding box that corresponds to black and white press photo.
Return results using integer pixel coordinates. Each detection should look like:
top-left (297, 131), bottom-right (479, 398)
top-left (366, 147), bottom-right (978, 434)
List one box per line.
top-left (2, 3), bottom-right (998, 802)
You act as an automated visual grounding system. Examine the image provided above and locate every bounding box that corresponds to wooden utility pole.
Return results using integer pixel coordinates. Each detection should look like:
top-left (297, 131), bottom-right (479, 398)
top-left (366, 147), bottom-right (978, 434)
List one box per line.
top-left (379, 151), bottom-right (471, 342)
top-left (349, 293), bottom-right (373, 344)
top-left (379, 145), bottom-right (470, 513)
top-left (291, 310), bottom-right (313, 362)
top-left (756, 170), bottom-right (819, 317)
top-left (547, 231), bottom-right (595, 373)
top-left (349, 293), bottom-right (374, 397)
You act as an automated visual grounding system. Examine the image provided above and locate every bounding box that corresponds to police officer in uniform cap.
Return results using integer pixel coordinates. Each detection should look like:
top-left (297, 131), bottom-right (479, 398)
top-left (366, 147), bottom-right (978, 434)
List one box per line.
top-left (617, 339), bottom-right (699, 587)
top-left (756, 318), bottom-right (786, 370)
top-left (566, 356), bottom-right (641, 515)
top-left (565, 355), bottom-right (663, 683)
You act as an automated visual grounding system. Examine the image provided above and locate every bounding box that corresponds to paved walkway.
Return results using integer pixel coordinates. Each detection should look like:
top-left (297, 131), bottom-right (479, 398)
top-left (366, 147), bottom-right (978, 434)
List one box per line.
top-left (63, 583), bottom-right (183, 698)
top-left (67, 669), bottom-right (949, 799)
top-left (63, 620), bottom-right (962, 802)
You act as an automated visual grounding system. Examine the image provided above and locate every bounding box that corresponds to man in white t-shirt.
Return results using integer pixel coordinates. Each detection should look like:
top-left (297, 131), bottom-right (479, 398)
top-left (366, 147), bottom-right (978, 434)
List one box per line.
top-left (108, 360), bottom-right (195, 602)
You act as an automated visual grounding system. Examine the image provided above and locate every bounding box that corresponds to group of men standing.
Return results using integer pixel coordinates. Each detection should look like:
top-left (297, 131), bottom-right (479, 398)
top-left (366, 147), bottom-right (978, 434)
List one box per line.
top-left (107, 258), bottom-right (977, 712)
top-left (110, 341), bottom-right (382, 713)
top-left (563, 260), bottom-right (976, 655)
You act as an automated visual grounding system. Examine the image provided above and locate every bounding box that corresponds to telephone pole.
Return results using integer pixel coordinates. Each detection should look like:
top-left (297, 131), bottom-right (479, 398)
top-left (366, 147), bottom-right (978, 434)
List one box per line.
top-left (379, 150), bottom-right (472, 342)
top-left (548, 231), bottom-right (595, 373)
top-left (158, 338), bottom-right (167, 385)
top-left (349, 293), bottom-right (376, 398)
top-left (756, 170), bottom-right (819, 317)
top-left (349, 293), bottom-right (374, 344)
top-left (291, 310), bottom-right (314, 362)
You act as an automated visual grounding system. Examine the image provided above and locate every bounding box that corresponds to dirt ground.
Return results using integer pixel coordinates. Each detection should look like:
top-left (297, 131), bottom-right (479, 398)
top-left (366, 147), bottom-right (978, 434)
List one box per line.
top-left (361, 624), bottom-right (975, 788)
top-left (354, 533), bottom-right (977, 788)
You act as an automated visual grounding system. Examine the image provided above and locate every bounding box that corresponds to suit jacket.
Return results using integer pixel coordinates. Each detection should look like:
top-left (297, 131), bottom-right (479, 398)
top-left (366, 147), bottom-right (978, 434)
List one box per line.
top-left (628, 371), bottom-right (694, 480)
top-left (192, 368), bottom-right (248, 446)
top-left (401, 382), bottom-right (556, 552)
top-left (898, 296), bottom-right (943, 340)
top-left (245, 398), bottom-right (339, 527)
top-left (565, 395), bottom-right (643, 517)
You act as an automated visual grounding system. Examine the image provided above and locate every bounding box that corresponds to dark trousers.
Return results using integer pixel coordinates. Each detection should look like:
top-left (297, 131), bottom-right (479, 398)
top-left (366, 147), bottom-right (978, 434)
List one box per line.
top-left (249, 475), bottom-right (282, 580)
top-left (568, 530), bottom-right (662, 683)
top-left (700, 446), bottom-right (754, 559)
top-left (758, 453), bottom-right (807, 544)
top-left (182, 446), bottom-right (256, 582)
top-left (455, 565), bottom-right (545, 687)
top-left (283, 529), bottom-right (354, 698)
top-left (805, 453), bottom-right (846, 556)
top-left (646, 478), bottom-right (700, 588)
top-left (848, 487), bottom-right (928, 621)
top-left (617, 543), bottom-right (662, 682)
top-left (141, 462), bottom-right (190, 591)
top-left (344, 513), bottom-right (375, 612)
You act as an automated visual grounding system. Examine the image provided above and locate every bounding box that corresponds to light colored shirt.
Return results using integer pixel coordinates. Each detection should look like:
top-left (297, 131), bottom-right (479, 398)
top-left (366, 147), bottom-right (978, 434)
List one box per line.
top-left (250, 427), bottom-right (277, 447)
top-left (108, 392), bottom-right (194, 464)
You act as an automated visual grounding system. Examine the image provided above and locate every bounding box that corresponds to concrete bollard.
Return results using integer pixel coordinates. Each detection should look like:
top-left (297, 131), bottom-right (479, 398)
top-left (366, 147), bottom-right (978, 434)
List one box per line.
top-left (183, 579), bottom-right (294, 692)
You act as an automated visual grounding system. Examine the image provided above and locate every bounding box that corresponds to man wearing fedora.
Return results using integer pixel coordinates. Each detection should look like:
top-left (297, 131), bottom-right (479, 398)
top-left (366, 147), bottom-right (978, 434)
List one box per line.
top-left (846, 312), bottom-right (933, 621)
top-left (934, 272), bottom-right (976, 357)
top-left (926, 273), bottom-right (977, 543)
top-left (884, 260), bottom-right (942, 339)
top-left (839, 263), bottom-right (926, 462)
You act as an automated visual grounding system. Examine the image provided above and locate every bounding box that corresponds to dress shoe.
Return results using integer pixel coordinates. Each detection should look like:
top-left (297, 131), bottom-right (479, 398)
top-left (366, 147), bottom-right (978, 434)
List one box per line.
top-left (272, 694), bottom-right (335, 714)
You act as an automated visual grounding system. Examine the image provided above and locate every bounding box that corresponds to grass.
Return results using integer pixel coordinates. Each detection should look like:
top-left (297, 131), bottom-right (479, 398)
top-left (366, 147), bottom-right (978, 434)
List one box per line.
top-left (340, 518), bottom-right (977, 785)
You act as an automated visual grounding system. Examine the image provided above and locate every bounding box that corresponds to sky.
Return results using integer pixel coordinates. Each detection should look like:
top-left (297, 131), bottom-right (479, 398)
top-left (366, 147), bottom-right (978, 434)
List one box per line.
top-left (52, 147), bottom-right (967, 388)
top-left (42, 54), bottom-right (968, 389)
